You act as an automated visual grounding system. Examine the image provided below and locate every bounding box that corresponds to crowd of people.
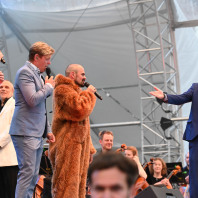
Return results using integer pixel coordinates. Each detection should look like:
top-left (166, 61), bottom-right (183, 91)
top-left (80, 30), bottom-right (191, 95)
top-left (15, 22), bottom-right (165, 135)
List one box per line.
top-left (0, 41), bottom-right (194, 198)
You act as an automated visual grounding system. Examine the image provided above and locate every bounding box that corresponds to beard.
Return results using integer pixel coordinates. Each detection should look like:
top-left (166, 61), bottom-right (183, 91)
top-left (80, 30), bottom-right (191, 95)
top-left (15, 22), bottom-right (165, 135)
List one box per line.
top-left (74, 79), bottom-right (85, 87)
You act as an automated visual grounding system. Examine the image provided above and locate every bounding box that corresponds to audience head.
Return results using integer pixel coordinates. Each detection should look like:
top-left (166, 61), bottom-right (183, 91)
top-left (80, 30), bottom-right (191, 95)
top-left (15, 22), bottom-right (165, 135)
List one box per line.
top-left (88, 152), bottom-right (139, 198)
top-left (0, 80), bottom-right (14, 103)
top-left (65, 64), bottom-right (86, 87)
top-left (99, 130), bottom-right (114, 153)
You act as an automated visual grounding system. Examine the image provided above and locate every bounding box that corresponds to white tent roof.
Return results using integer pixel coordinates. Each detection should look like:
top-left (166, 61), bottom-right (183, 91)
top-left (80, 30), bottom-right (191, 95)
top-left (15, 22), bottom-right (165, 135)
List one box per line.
top-left (1, 0), bottom-right (198, 155)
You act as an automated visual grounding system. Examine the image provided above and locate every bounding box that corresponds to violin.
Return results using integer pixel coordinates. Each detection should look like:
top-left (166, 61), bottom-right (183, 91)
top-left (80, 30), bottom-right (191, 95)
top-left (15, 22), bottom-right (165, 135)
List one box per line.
top-left (116, 144), bottom-right (127, 153)
top-left (143, 158), bottom-right (154, 170)
top-left (133, 176), bottom-right (149, 196)
top-left (133, 158), bottom-right (154, 196)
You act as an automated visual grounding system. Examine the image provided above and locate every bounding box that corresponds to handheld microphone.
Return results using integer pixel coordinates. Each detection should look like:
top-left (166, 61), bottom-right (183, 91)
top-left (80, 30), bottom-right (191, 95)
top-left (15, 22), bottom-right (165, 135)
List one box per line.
top-left (84, 82), bottom-right (103, 100)
top-left (1, 57), bottom-right (5, 64)
top-left (46, 67), bottom-right (51, 78)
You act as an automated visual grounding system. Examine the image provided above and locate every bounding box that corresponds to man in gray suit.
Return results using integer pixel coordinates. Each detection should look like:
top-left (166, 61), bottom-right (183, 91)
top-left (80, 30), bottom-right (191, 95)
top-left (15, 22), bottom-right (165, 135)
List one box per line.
top-left (10, 41), bottom-right (55, 198)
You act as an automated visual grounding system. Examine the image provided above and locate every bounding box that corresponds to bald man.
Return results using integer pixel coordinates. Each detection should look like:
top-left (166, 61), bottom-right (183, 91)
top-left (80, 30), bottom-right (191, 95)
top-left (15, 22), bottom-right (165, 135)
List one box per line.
top-left (0, 80), bottom-right (18, 198)
top-left (49, 64), bottom-right (97, 198)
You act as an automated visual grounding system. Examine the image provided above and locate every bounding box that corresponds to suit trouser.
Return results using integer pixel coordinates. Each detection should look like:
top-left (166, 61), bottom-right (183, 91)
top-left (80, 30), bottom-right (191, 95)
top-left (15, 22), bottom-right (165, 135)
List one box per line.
top-left (11, 135), bottom-right (43, 198)
top-left (0, 165), bottom-right (18, 198)
top-left (189, 136), bottom-right (198, 198)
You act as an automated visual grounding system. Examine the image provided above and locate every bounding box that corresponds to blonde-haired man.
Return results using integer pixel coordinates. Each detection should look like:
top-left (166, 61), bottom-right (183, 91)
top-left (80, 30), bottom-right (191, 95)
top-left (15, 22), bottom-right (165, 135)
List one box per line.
top-left (10, 41), bottom-right (55, 198)
top-left (99, 130), bottom-right (114, 153)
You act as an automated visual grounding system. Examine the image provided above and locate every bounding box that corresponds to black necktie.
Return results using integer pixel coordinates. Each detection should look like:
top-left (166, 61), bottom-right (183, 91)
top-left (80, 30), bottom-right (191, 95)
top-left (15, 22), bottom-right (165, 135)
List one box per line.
top-left (41, 75), bottom-right (45, 85)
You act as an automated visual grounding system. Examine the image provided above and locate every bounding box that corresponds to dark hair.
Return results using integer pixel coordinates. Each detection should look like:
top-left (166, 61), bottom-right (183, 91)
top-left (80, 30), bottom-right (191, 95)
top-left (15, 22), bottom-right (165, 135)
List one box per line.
top-left (98, 130), bottom-right (114, 140)
top-left (88, 152), bottom-right (138, 187)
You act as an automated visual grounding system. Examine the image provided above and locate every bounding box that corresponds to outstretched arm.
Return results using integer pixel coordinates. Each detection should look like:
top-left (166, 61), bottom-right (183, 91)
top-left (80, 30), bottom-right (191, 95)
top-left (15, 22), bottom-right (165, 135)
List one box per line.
top-left (149, 87), bottom-right (164, 99)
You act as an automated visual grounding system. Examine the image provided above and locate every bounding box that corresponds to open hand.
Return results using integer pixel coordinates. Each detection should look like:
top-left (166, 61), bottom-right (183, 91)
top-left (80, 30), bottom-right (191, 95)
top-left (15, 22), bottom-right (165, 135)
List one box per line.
top-left (149, 87), bottom-right (164, 99)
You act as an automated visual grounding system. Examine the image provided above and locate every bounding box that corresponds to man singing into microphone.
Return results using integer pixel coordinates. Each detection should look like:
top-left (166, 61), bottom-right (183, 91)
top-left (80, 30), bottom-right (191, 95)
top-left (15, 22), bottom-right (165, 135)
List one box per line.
top-left (49, 64), bottom-right (97, 198)
top-left (9, 41), bottom-right (55, 198)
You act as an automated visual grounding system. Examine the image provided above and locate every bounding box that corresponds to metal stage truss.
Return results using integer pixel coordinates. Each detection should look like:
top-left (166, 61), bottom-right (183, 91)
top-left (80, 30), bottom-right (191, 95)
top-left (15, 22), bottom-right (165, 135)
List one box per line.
top-left (0, 0), bottom-right (186, 164)
top-left (126, 0), bottom-right (184, 163)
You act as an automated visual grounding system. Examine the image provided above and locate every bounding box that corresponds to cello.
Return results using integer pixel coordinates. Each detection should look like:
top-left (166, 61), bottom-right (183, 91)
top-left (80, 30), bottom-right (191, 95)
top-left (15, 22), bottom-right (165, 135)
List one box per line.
top-left (116, 144), bottom-right (150, 196)
top-left (133, 158), bottom-right (154, 196)
top-left (166, 165), bottom-right (181, 189)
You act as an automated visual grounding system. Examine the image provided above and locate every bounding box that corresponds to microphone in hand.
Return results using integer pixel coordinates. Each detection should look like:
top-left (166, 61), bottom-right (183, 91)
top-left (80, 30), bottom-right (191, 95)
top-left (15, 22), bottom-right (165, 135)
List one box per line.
top-left (0, 51), bottom-right (5, 64)
top-left (46, 67), bottom-right (51, 78)
top-left (84, 82), bottom-right (102, 100)
top-left (1, 58), bottom-right (5, 64)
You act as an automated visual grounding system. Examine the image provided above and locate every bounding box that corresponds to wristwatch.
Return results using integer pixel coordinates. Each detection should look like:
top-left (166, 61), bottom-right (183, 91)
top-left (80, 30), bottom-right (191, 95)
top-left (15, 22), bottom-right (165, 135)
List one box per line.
top-left (163, 92), bottom-right (168, 102)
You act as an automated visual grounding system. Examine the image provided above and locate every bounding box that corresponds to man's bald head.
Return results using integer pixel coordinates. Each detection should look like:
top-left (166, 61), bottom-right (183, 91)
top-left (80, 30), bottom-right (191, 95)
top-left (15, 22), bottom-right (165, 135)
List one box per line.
top-left (65, 64), bottom-right (86, 87)
top-left (0, 80), bottom-right (14, 103)
top-left (65, 64), bottom-right (84, 77)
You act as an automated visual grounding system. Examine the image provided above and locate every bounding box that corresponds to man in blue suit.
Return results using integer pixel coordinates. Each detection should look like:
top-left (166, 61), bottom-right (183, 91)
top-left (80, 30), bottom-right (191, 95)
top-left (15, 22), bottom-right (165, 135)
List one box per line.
top-left (10, 41), bottom-right (55, 198)
top-left (150, 85), bottom-right (198, 198)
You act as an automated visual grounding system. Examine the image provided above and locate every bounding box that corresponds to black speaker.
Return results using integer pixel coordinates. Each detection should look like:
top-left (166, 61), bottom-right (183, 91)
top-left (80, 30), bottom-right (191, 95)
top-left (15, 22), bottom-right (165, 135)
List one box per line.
top-left (135, 185), bottom-right (183, 198)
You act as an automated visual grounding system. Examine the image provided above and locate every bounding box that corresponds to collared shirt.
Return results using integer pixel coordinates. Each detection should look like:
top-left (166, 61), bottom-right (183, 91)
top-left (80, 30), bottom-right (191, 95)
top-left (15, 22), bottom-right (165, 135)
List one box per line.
top-left (0, 98), bottom-right (9, 112)
top-left (26, 61), bottom-right (53, 89)
top-left (26, 61), bottom-right (39, 73)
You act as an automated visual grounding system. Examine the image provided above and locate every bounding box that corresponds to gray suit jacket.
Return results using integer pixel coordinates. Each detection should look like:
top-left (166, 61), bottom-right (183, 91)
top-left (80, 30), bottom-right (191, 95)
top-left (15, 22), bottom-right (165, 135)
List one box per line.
top-left (9, 61), bottom-right (53, 138)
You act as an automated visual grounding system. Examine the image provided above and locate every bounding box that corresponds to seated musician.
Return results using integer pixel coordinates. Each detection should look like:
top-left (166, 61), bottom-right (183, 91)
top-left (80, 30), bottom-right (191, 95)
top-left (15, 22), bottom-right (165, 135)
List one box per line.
top-left (125, 146), bottom-right (147, 179)
top-left (146, 157), bottom-right (172, 188)
top-left (124, 146), bottom-right (149, 196)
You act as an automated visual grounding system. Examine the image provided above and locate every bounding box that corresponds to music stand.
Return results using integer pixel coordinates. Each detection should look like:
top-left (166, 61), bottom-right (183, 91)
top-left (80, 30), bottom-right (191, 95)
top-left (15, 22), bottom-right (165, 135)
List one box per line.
top-left (166, 162), bottom-right (186, 184)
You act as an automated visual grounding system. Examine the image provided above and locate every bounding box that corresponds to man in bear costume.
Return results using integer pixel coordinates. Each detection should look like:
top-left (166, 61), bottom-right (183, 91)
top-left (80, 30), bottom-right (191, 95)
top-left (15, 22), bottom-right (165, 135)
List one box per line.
top-left (49, 64), bottom-right (97, 198)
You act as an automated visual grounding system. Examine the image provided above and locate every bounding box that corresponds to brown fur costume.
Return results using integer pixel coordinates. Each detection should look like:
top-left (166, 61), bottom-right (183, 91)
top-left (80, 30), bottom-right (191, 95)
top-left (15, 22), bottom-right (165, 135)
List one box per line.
top-left (49, 74), bottom-right (96, 198)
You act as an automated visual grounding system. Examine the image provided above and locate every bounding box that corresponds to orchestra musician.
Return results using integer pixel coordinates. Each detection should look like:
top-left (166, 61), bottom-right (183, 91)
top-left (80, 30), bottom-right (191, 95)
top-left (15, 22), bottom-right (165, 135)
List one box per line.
top-left (124, 146), bottom-right (149, 196)
top-left (146, 157), bottom-right (172, 189)
top-left (125, 146), bottom-right (147, 179)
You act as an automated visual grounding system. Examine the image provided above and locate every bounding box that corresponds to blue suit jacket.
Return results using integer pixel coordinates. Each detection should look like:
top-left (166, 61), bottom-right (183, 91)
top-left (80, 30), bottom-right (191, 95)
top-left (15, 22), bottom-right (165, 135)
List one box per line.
top-left (167, 83), bottom-right (198, 141)
top-left (9, 61), bottom-right (53, 138)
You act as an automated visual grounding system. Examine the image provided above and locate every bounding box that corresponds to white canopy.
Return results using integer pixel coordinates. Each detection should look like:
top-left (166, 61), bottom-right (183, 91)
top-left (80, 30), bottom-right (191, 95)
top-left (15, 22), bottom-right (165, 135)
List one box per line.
top-left (0, 0), bottom-right (197, 160)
